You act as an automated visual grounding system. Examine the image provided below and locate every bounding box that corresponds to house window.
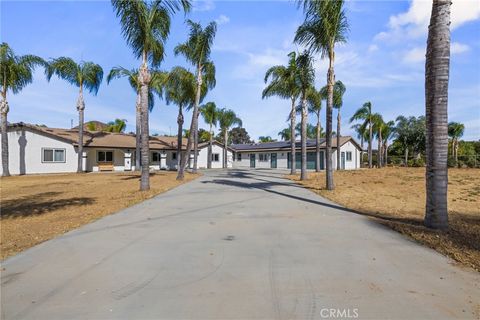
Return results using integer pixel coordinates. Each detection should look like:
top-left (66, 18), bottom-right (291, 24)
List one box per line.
top-left (98, 151), bottom-right (113, 163)
top-left (346, 151), bottom-right (352, 161)
top-left (237, 153), bottom-right (242, 161)
top-left (42, 148), bottom-right (65, 163)
top-left (259, 153), bottom-right (268, 162)
top-left (172, 152), bottom-right (177, 160)
top-left (212, 153), bottom-right (220, 162)
top-left (152, 152), bottom-right (160, 162)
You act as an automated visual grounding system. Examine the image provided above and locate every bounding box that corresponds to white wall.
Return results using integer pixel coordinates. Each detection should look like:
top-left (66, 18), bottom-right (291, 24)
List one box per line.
top-left (86, 148), bottom-right (128, 172)
top-left (0, 128), bottom-right (78, 175)
top-left (197, 144), bottom-right (232, 168)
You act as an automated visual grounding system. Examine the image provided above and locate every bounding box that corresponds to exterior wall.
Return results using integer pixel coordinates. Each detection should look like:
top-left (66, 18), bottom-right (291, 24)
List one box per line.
top-left (86, 148), bottom-right (128, 172)
top-left (197, 144), bottom-right (233, 169)
top-left (150, 150), bottom-right (178, 171)
top-left (0, 128), bottom-right (78, 175)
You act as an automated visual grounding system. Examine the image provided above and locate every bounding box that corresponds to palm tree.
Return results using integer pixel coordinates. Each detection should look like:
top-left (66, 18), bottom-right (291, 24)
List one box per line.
top-left (395, 115), bottom-right (412, 166)
top-left (381, 120), bottom-right (395, 166)
top-left (278, 127), bottom-right (292, 141)
top-left (371, 113), bottom-right (384, 167)
top-left (200, 102), bottom-right (219, 169)
top-left (175, 20), bottom-right (217, 179)
top-left (1, 43), bottom-right (45, 176)
top-left (424, 0), bottom-right (451, 230)
top-left (295, 51), bottom-right (315, 181)
top-left (46, 57), bottom-right (103, 173)
top-left (105, 119), bottom-right (127, 133)
top-left (263, 52), bottom-right (300, 175)
top-left (218, 108), bottom-right (242, 168)
top-left (351, 122), bottom-right (368, 165)
top-left (106, 66), bottom-right (158, 171)
top-left (295, 0), bottom-right (348, 189)
top-left (259, 136), bottom-right (275, 143)
top-left (448, 122), bottom-right (464, 166)
top-left (306, 86), bottom-right (323, 172)
top-left (112, 0), bottom-right (191, 190)
top-left (350, 102), bottom-right (374, 168)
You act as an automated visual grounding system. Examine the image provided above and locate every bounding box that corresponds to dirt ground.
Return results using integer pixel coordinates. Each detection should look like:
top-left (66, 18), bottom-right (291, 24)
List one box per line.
top-left (288, 168), bottom-right (480, 271)
top-left (0, 171), bottom-right (198, 260)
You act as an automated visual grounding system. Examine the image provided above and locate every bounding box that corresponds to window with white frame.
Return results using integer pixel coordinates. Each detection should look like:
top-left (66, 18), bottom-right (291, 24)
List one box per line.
top-left (346, 151), bottom-right (352, 161)
top-left (259, 153), bottom-right (268, 162)
top-left (42, 148), bottom-right (65, 163)
top-left (212, 153), bottom-right (220, 162)
top-left (98, 151), bottom-right (113, 163)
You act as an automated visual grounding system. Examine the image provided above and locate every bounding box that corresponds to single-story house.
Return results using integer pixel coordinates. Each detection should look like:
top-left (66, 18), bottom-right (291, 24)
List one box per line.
top-left (230, 137), bottom-right (362, 170)
top-left (0, 123), bottom-right (233, 175)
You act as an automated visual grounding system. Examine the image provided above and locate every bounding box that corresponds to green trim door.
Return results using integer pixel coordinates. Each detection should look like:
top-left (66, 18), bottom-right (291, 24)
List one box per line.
top-left (270, 153), bottom-right (277, 168)
top-left (250, 154), bottom-right (255, 168)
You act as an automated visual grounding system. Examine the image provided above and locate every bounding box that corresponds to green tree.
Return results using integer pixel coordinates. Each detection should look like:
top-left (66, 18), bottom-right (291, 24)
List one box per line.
top-left (112, 0), bottom-right (190, 190)
top-left (278, 127), bottom-right (293, 141)
top-left (1, 43), bottom-right (45, 176)
top-left (263, 52), bottom-right (300, 175)
top-left (259, 136), bottom-right (275, 143)
top-left (351, 122), bottom-right (368, 165)
top-left (306, 86), bottom-right (323, 171)
top-left (218, 108), bottom-right (242, 168)
top-left (424, 0), bottom-right (451, 230)
top-left (295, 0), bottom-right (348, 189)
top-left (371, 113), bottom-right (384, 167)
top-left (46, 57), bottom-right (103, 173)
top-left (105, 119), bottom-right (127, 133)
top-left (380, 120), bottom-right (395, 166)
top-left (229, 127), bottom-right (252, 144)
top-left (350, 102), bottom-right (374, 168)
top-left (448, 122), bottom-right (464, 166)
top-left (200, 102), bottom-right (219, 169)
top-left (175, 20), bottom-right (217, 179)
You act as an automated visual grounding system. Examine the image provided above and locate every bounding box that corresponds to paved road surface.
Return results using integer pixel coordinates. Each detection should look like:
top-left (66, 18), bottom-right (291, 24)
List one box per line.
top-left (1, 169), bottom-right (479, 319)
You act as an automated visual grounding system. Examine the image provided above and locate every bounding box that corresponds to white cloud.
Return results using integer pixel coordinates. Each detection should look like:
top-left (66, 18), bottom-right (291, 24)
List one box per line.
top-left (451, 42), bottom-right (470, 54)
top-left (368, 44), bottom-right (379, 53)
top-left (192, 0), bottom-right (215, 12)
top-left (375, 0), bottom-right (480, 42)
top-left (215, 14), bottom-right (230, 25)
top-left (403, 42), bottom-right (470, 63)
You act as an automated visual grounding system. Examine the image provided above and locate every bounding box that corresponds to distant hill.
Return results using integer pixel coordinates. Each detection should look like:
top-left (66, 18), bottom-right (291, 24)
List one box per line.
top-left (73, 121), bottom-right (109, 131)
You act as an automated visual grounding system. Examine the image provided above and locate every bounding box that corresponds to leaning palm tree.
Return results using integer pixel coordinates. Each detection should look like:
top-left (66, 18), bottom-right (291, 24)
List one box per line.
top-left (448, 122), bottom-right (464, 166)
top-left (263, 52), bottom-right (300, 175)
top-left (1, 43), bottom-right (45, 176)
top-left (200, 102), bottom-right (219, 169)
top-left (112, 0), bottom-right (191, 190)
top-left (175, 20), bottom-right (217, 179)
top-left (306, 86), bottom-right (323, 171)
top-left (295, 51), bottom-right (315, 181)
top-left (46, 57), bottom-right (103, 173)
top-left (105, 119), bottom-right (127, 133)
top-left (350, 102), bottom-right (374, 168)
top-left (295, 0), bottom-right (348, 189)
top-left (424, 0), bottom-right (451, 230)
top-left (218, 108), bottom-right (242, 168)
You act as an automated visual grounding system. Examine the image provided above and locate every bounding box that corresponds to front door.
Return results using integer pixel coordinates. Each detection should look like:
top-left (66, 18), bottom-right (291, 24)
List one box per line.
top-left (341, 152), bottom-right (346, 169)
top-left (270, 153), bottom-right (277, 168)
top-left (250, 154), bottom-right (256, 168)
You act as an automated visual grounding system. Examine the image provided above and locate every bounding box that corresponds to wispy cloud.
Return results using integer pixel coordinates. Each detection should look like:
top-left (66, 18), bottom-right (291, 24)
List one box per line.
top-left (215, 14), bottom-right (230, 25)
top-left (192, 0), bottom-right (215, 12)
top-left (403, 42), bottom-right (470, 63)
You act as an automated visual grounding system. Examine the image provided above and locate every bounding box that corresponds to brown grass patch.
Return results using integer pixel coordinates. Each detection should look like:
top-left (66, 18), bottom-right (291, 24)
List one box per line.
top-left (288, 168), bottom-right (480, 271)
top-left (0, 171), bottom-right (198, 259)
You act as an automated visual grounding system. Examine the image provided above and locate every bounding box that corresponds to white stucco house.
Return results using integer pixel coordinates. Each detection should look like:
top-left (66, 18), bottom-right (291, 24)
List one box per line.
top-left (0, 123), bottom-right (233, 175)
top-left (230, 137), bottom-right (362, 170)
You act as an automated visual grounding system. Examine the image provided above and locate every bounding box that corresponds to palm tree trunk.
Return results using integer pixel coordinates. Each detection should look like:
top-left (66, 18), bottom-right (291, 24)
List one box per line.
top-left (377, 131), bottom-right (382, 168)
top-left (454, 139), bottom-right (458, 165)
top-left (360, 136), bottom-right (364, 167)
top-left (405, 147), bottom-right (409, 167)
top-left (325, 51), bottom-right (335, 190)
top-left (300, 95), bottom-right (308, 181)
top-left (177, 113), bottom-right (194, 180)
top-left (76, 88), bottom-right (85, 173)
top-left (208, 122), bottom-right (212, 169)
top-left (192, 64), bottom-right (203, 174)
top-left (424, 0), bottom-right (450, 230)
top-left (316, 111), bottom-right (321, 172)
top-left (290, 97), bottom-right (296, 175)
top-left (384, 142), bottom-right (388, 166)
top-left (135, 94), bottom-right (141, 171)
top-left (224, 130), bottom-right (228, 168)
top-left (177, 106), bottom-right (184, 170)
top-left (336, 109), bottom-right (341, 170)
top-left (139, 56), bottom-right (151, 191)
top-left (368, 121), bottom-right (373, 168)
top-left (1, 93), bottom-right (10, 177)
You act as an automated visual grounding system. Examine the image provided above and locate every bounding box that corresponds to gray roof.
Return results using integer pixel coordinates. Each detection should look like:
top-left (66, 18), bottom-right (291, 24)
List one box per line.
top-left (231, 136), bottom-right (357, 151)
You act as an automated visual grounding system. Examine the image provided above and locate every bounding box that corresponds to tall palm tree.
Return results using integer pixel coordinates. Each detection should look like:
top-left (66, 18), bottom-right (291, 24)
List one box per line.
top-left (350, 102), bottom-right (374, 168)
top-left (1, 43), bottom-right (45, 176)
top-left (263, 52), bottom-right (300, 175)
top-left (448, 122), bottom-right (464, 166)
top-left (295, 0), bottom-right (348, 189)
top-left (46, 57), bottom-right (103, 173)
top-left (112, 0), bottom-right (191, 190)
top-left (395, 115), bottom-right (412, 166)
top-left (106, 66), bottom-right (158, 171)
top-left (424, 0), bottom-right (451, 230)
top-left (351, 122), bottom-right (368, 165)
top-left (295, 51), bottom-right (315, 181)
top-left (381, 120), bottom-right (395, 166)
top-left (105, 119), bottom-right (127, 133)
top-left (200, 102), bottom-right (219, 169)
top-left (371, 113), bottom-right (384, 167)
top-left (278, 127), bottom-right (292, 141)
top-left (175, 20), bottom-right (217, 179)
top-left (218, 108), bottom-right (242, 168)
top-left (306, 86), bottom-right (323, 172)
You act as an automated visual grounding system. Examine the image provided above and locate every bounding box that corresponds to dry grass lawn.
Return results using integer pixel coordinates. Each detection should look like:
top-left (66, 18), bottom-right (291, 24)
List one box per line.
top-left (288, 168), bottom-right (480, 271)
top-left (0, 171), bottom-right (198, 260)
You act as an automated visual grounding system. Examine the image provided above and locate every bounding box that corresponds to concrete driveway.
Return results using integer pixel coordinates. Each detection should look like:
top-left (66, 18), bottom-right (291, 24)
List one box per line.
top-left (1, 169), bottom-right (479, 319)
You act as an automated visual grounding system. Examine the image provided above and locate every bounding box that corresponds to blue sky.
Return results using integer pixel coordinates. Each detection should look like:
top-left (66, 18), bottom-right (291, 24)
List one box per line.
top-left (2, 0), bottom-right (479, 141)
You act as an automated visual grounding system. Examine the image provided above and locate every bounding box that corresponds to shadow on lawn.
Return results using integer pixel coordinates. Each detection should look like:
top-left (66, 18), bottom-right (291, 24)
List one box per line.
top-left (119, 172), bottom-right (168, 180)
top-left (1, 192), bottom-right (95, 219)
